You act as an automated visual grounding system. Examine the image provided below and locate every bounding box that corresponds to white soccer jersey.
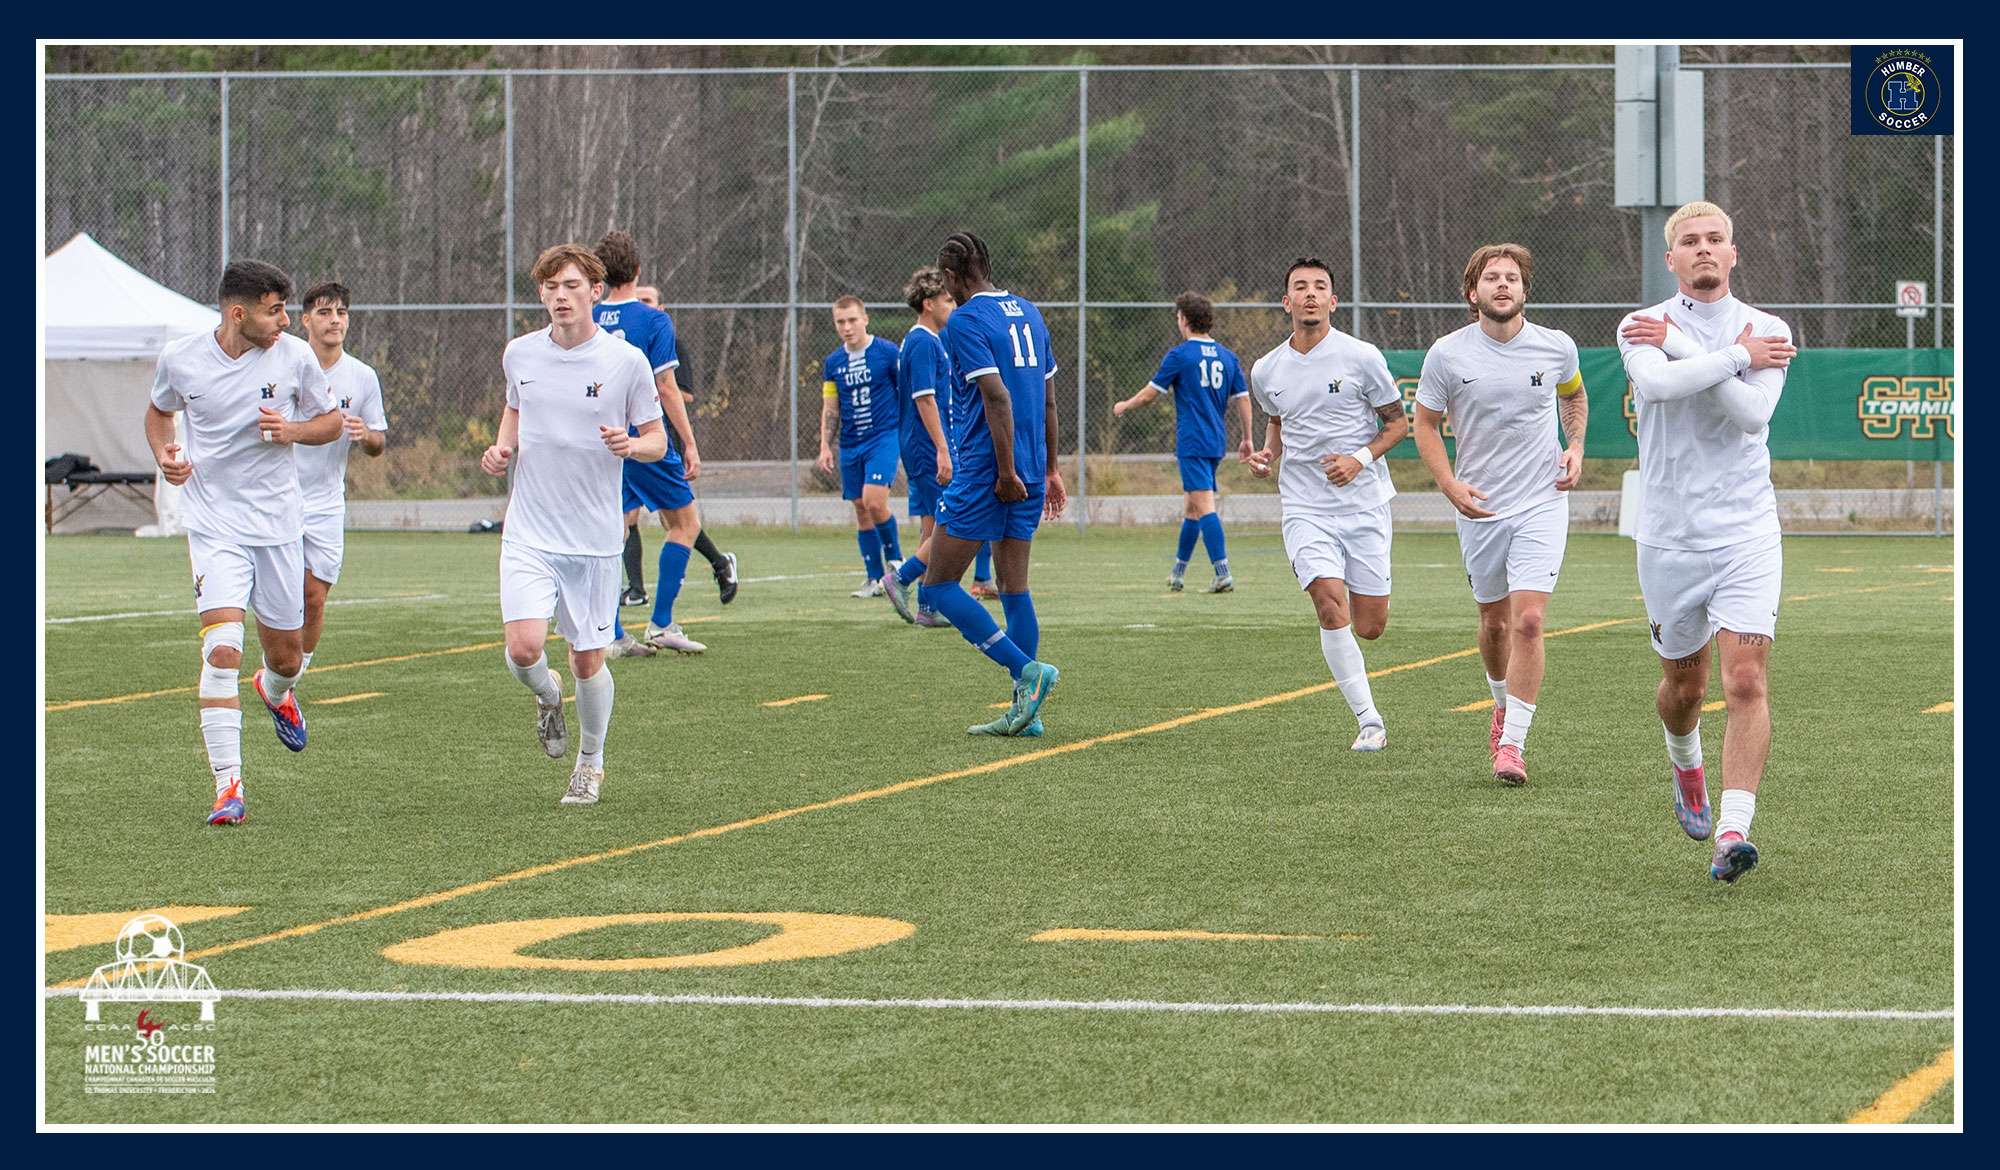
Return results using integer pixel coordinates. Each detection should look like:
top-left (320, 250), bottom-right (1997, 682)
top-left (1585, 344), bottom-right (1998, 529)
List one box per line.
top-left (294, 352), bottom-right (388, 514)
top-left (500, 326), bottom-right (664, 557)
top-left (1617, 293), bottom-right (1790, 550)
top-left (1248, 328), bottom-right (1401, 516)
top-left (1416, 320), bottom-right (1581, 522)
top-left (150, 330), bottom-right (334, 546)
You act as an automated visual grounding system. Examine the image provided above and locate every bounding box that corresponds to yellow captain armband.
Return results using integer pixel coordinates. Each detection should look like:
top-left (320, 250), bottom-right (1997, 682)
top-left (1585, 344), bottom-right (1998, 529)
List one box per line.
top-left (1556, 371), bottom-right (1585, 396)
top-left (822, 382), bottom-right (839, 399)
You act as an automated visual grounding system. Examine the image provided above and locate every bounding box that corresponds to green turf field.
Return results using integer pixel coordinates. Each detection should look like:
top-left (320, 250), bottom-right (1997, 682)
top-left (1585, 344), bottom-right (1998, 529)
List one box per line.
top-left (41, 525), bottom-right (1957, 1124)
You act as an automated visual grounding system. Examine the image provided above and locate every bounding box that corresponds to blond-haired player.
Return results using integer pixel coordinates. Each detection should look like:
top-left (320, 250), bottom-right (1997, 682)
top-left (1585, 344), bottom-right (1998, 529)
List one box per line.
top-left (481, 243), bottom-right (669, 805)
top-left (1414, 243), bottom-right (1587, 786)
top-left (1617, 201), bottom-right (1796, 883)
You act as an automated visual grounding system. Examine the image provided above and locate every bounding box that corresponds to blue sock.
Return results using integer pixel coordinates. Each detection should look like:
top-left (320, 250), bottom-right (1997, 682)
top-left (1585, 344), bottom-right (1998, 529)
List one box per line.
top-left (929, 582), bottom-right (1030, 678)
top-left (875, 519), bottom-right (903, 563)
top-left (999, 591), bottom-right (1039, 661)
top-left (1176, 518), bottom-right (1199, 568)
top-left (974, 542), bottom-right (992, 582)
top-left (857, 528), bottom-right (884, 581)
top-left (650, 542), bottom-right (692, 628)
top-left (897, 556), bottom-right (927, 587)
top-left (1199, 512), bottom-right (1228, 573)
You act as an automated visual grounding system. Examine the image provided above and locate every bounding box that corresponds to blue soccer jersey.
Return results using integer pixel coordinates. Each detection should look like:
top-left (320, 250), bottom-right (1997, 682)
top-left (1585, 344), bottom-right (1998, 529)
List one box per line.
top-left (897, 324), bottom-right (953, 477)
top-left (1149, 337), bottom-right (1248, 458)
top-left (942, 289), bottom-right (1057, 486)
top-left (822, 337), bottom-right (903, 446)
top-left (594, 298), bottom-right (681, 459)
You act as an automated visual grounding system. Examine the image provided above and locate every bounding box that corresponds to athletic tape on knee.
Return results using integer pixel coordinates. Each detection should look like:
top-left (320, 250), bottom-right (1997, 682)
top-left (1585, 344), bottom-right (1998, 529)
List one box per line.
top-left (199, 622), bottom-right (244, 698)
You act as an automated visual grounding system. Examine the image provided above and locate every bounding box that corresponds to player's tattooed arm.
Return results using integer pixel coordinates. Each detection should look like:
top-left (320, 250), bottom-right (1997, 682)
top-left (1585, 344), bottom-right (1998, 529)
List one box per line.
top-left (1370, 397), bottom-right (1410, 452)
top-left (816, 392), bottom-right (839, 473)
top-left (1556, 386), bottom-right (1589, 490)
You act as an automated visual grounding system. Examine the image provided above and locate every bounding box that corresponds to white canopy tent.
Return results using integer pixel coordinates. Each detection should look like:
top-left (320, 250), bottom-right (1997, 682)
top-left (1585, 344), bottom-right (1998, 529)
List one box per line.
top-left (42, 233), bottom-right (218, 534)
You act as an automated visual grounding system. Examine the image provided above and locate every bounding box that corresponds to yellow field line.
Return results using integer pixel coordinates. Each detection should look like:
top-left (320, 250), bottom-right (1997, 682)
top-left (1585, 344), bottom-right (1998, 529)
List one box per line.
top-left (44, 641), bottom-right (508, 712)
top-left (762, 694), bottom-right (829, 707)
top-left (313, 693), bottom-right (387, 706)
top-left (1849, 1047), bottom-right (1954, 1123)
top-left (45, 617), bottom-right (1633, 987)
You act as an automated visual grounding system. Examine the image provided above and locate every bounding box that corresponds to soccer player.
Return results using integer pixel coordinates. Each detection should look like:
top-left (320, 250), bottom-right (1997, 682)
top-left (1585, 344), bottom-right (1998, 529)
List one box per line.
top-left (886, 266), bottom-right (957, 627)
top-left (590, 231), bottom-right (706, 657)
top-left (1245, 257), bottom-right (1409, 752)
top-left (918, 231), bottom-right (1063, 736)
top-left (1617, 201), bottom-right (1795, 883)
top-left (481, 243), bottom-right (669, 805)
top-left (142, 259), bottom-right (342, 825)
top-left (626, 282), bottom-right (739, 608)
top-left (817, 295), bottom-right (906, 602)
top-left (1414, 244), bottom-right (1587, 787)
top-left (1112, 292), bottom-right (1252, 592)
top-left (293, 281), bottom-right (389, 676)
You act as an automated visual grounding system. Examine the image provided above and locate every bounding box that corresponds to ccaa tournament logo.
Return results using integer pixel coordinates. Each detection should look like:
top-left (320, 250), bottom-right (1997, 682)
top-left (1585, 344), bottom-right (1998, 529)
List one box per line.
top-left (77, 915), bottom-right (223, 1094)
top-left (1852, 46), bottom-right (1955, 136)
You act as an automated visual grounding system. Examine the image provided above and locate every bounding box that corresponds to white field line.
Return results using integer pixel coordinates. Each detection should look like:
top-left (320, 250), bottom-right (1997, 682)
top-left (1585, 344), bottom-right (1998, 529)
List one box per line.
top-left (46, 593), bottom-right (449, 625)
top-left (737, 570), bottom-right (865, 583)
top-left (39, 986), bottom-right (1954, 1022)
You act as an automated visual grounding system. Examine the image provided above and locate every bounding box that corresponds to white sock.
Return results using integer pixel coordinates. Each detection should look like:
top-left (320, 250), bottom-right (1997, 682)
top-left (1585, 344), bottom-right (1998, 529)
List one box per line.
top-left (1500, 697), bottom-right (1536, 750)
top-left (1717, 789), bottom-right (1756, 840)
top-left (1319, 625), bottom-right (1380, 729)
top-left (574, 667), bottom-right (614, 768)
top-left (260, 658), bottom-right (302, 704)
top-left (1487, 674), bottom-right (1508, 709)
top-left (508, 652), bottom-right (561, 706)
top-left (1665, 722), bottom-right (1703, 769)
top-left (200, 707), bottom-right (243, 795)
top-left (300, 650), bottom-right (314, 674)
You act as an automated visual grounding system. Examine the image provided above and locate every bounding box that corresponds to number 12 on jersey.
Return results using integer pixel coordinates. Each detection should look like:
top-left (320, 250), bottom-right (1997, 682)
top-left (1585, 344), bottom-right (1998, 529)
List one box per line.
top-left (1008, 323), bottom-right (1039, 368)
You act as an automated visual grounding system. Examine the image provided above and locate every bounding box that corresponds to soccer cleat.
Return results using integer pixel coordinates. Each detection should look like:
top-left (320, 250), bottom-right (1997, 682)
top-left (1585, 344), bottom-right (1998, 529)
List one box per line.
top-left (1711, 832), bottom-right (1759, 883)
top-left (913, 607), bottom-right (952, 628)
top-left (561, 763), bottom-right (603, 805)
top-left (1351, 723), bottom-right (1387, 752)
top-left (252, 669), bottom-right (307, 752)
top-left (715, 551), bottom-right (739, 605)
top-left (620, 586), bottom-right (648, 607)
top-left (1489, 704), bottom-right (1506, 755)
top-left (1673, 763), bottom-right (1713, 840)
top-left (607, 632), bottom-right (658, 659)
top-left (1202, 573), bottom-right (1235, 593)
top-left (536, 669), bottom-right (568, 759)
top-left (1007, 662), bottom-right (1059, 734)
top-left (1167, 570), bottom-right (1186, 592)
top-left (886, 576), bottom-right (917, 624)
top-left (1493, 743), bottom-right (1526, 786)
top-left (970, 580), bottom-right (999, 600)
top-left (205, 778), bottom-right (245, 826)
top-left (1018, 716), bottom-right (1044, 738)
top-left (967, 713), bottom-right (1016, 737)
top-left (643, 622), bottom-right (707, 655)
top-left (850, 579), bottom-right (886, 599)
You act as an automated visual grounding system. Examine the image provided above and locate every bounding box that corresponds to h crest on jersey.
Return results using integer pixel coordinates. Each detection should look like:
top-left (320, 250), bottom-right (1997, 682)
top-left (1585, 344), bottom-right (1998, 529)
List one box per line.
top-left (585, 383), bottom-right (602, 398)
top-left (260, 384), bottom-right (276, 399)
top-left (1328, 380), bottom-right (1343, 394)
top-left (1531, 372), bottom-right (1545, 387)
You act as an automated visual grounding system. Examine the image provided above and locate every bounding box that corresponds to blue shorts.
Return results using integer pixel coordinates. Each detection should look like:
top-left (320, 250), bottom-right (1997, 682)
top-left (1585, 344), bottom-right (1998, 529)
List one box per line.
top-left (623, 454), bottom-right (694, 513)
top-left (906, 466), bottom-right (943, 517)
top-left (937, 478), bottom-right (1045, 544)
top-left (1178, 455), bottom-right (1222, 493)
top-left (840, 436), bottom-right (900, 499)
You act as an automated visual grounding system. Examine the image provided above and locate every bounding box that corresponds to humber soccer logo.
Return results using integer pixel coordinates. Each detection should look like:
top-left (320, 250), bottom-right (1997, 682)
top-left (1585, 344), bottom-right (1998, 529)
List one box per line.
top-left (1865, 50), bottom-right (1939, 133)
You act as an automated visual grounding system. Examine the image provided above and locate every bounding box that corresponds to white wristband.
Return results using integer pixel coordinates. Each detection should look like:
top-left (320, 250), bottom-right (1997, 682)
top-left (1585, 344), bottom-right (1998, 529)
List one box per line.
top-left (1350, 446), bottom-right (1376, 469)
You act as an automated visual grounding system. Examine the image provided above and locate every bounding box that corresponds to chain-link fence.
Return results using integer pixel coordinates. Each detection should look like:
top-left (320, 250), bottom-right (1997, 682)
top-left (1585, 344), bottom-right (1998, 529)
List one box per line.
top-left (44, 53), bottom-right (1955, 531)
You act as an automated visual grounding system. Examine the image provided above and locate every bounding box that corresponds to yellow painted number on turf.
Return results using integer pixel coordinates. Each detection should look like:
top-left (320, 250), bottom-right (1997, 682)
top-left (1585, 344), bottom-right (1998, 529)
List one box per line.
top-left (45, 905), bottom-right (251, 954)
top-left (382, 912), bottom-right (914, 971)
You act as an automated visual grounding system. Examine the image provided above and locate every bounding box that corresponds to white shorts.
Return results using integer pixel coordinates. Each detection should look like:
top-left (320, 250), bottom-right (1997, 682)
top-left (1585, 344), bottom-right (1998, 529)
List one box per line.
top-left (1282, 503), bottom-right (1393, 596)
top-left (187, 529), bottom-right (306, 631)
top-left (302, 508), bottom-right (346, 585)
top-left (1458, 495), bottom-right (1569, 605)
top-left (1637, 533), bottom-right (1783, 660)
top-left (499, 540), bottom-right (622, 653)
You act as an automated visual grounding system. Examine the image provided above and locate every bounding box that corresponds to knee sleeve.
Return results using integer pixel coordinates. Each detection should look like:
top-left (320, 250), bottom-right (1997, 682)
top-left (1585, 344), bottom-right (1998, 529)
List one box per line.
top-left (199, 621), bottom-right (244, 699)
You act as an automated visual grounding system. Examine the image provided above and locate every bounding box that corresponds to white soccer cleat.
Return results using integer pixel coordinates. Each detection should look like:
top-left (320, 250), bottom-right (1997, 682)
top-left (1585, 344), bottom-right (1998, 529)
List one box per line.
top-left (536, 669), bottom-right (568, 759)
top-left (850, 579), bottom-right (886, 598)
top-left (561, 763), bottom-right (603, 805)
top-left (643, 621), bottom-right (707, 655)
top-left (607, 632), bottom-right (658, 658)
top-left (1351, 723), bottom-right (1387, 752)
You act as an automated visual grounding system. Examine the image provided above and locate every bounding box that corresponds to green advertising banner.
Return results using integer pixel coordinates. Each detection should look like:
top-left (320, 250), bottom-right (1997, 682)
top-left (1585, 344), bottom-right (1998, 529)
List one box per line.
top-left (1380, 348), bottom-right (1955, 462)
